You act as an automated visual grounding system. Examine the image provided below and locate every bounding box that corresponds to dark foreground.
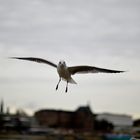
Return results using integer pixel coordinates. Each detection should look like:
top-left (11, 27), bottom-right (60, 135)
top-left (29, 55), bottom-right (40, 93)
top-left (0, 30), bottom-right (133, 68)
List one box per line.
top-left (0, 134), bottom-right (101, 140)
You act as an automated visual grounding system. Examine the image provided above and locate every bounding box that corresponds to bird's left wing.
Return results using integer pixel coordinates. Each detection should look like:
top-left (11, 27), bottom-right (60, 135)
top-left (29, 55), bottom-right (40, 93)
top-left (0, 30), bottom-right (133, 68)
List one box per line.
top-left (68, 66), bottom-right (125, 75)
top-left (10, 57), bottom-right (57, 68)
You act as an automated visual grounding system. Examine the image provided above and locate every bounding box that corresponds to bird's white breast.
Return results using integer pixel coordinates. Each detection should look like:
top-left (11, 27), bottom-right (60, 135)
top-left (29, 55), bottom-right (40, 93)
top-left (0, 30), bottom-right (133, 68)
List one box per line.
top-left (57, 65), bottom-right (71, 80)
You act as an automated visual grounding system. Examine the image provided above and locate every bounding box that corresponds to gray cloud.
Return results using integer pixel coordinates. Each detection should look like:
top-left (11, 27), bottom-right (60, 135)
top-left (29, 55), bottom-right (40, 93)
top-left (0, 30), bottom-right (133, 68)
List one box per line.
top-left (0, 0), bottom-right (140, 118)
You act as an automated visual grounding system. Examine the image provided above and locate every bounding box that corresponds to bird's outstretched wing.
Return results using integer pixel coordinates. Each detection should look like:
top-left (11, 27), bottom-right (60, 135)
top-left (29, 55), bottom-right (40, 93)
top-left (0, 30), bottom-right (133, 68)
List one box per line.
top-left (10, 57), bottom-right (57, 68)
top-left (68, 66), bottom-right (125, 75)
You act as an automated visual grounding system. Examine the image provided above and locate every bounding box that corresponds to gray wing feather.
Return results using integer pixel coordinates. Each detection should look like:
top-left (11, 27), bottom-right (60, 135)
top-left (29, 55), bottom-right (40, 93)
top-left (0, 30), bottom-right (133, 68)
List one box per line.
top-left (10, 57), bottom-right (57, 68)
top-left (68, 66), bottom-right (125, 75)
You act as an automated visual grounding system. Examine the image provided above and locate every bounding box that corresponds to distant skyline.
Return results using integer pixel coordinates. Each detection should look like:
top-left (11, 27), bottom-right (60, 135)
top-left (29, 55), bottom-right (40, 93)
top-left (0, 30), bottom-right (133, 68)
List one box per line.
top-left (0, 0), bottom-right (140, 118)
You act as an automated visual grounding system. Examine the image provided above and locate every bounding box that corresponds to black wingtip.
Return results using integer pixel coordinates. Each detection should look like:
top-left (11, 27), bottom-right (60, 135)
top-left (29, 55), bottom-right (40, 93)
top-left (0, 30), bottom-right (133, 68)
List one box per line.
top-left (116, 70), bottom-right (127, 73)
top-left (119, 70), bottom-right (125, 73)
top-left (122, 70), bottom-right (128, 73)
top-left (8, 57), bottom-right (25, 60)
top-left (8, 57), bottom-right (18, 59)
top-left (116, 70), bottom-right (126, 73)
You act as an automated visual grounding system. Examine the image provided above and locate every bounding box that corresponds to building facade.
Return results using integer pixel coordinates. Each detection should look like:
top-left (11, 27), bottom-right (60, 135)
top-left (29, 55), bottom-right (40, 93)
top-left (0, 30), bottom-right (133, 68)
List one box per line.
top-left (34, 105), bottom-right (94, 133)
top-left (97, 113), bottom-right (133, 132)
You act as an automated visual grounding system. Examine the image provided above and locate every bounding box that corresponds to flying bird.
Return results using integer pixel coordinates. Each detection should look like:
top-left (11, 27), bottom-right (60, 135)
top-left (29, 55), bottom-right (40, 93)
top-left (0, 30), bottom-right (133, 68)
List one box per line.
top-left (10, 57), bottom-right (125, 92)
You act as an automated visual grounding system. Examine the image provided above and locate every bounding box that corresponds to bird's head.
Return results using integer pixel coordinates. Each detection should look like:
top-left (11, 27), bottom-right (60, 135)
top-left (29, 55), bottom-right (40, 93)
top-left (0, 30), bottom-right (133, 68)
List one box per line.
top-left (58, 60), bottom-right (66, 68)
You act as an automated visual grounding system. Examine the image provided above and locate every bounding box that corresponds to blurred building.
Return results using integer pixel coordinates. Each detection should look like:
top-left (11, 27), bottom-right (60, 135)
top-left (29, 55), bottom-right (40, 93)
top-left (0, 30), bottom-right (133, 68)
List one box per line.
top-left (0, 99), bottom-right (32, 133)
top-left (34, 105), bottom-right (95, 133)
top-left (96, 113), bottom-right (133, 132)
top-left (0, 99), bottom-right (136, 135)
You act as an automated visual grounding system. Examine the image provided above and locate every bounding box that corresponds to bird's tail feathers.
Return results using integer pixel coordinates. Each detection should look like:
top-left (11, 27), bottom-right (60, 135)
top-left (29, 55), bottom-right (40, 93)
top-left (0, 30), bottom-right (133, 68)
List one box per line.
top-left (68, 78), bottom-right (77, 84)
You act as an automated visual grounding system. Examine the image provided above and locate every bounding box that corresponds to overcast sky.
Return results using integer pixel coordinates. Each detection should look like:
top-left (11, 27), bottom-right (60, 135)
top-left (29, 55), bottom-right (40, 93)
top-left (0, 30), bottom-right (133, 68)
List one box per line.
top-left (0, 0), bottom-right (140, 118)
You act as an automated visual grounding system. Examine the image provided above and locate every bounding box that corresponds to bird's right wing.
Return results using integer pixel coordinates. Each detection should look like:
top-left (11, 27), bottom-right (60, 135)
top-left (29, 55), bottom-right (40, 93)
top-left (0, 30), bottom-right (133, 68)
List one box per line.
top-left (68, 66), bottom-right (125, 75)
top-left (10, 57), bottom-right (57, 68)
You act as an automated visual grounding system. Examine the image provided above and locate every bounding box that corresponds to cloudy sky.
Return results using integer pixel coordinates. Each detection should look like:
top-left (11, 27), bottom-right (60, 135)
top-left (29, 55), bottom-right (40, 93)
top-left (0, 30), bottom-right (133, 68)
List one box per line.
top-left (0, 0), bottom-right (140, 118)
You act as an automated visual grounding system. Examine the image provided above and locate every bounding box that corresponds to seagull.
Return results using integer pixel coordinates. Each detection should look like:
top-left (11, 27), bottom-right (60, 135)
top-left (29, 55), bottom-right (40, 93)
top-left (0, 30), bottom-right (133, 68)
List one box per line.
top-left (10, 57), bottom-right (125, 92)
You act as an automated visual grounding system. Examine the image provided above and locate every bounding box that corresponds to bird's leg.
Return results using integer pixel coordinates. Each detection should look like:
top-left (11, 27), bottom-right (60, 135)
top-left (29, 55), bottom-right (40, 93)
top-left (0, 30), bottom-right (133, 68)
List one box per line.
top-left (56, 77), bottom-right (61, 90)
top-left (65, 81), bottom-right (68, 93)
